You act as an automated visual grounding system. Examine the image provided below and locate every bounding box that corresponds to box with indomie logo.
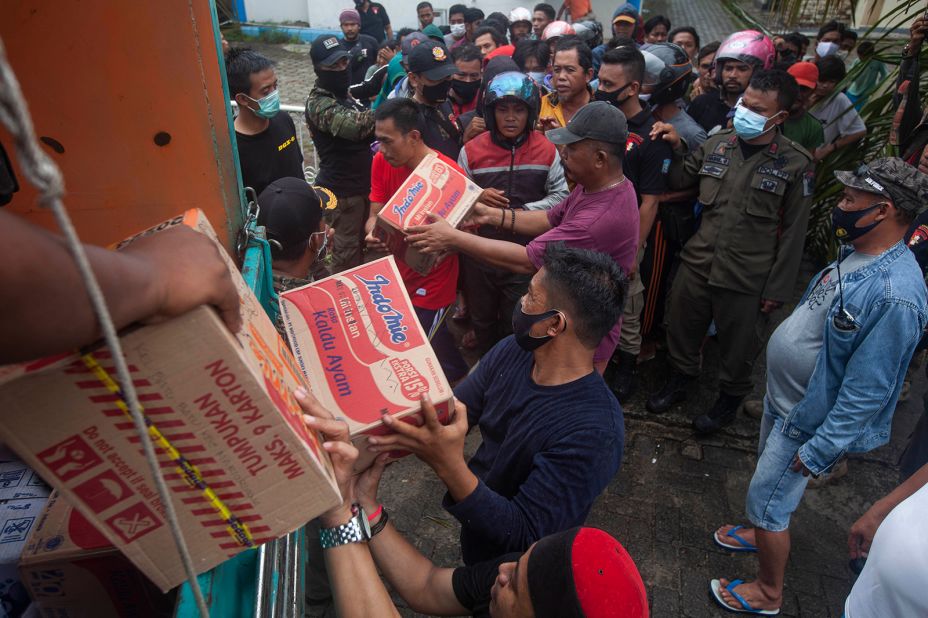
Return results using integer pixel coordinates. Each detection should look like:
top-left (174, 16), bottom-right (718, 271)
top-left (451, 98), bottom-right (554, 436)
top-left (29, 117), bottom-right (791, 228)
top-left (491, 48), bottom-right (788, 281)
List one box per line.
top-left (374, 151), bottom-right (482, 275)
top-left (0, 209), bottom-right (341, 592)
top-left (279, 256), bottom-right (454, 472)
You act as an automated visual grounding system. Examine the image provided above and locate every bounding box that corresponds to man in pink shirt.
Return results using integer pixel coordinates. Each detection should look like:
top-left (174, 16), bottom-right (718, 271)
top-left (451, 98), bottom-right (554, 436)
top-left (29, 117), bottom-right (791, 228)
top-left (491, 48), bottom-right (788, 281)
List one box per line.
top-left (407, 101), bottom-right (639, 372)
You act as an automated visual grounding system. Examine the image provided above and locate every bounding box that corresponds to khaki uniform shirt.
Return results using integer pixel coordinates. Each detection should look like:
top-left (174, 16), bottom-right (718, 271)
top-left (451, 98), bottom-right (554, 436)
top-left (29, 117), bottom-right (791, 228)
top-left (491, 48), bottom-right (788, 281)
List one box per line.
top-left (668, 129), bottom-right (814, 302)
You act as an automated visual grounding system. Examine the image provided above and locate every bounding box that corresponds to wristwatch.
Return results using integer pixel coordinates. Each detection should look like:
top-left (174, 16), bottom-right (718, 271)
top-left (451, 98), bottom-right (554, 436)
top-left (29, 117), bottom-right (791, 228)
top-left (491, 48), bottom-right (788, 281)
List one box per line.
top-left (319, 505), bottom-right (372, 549)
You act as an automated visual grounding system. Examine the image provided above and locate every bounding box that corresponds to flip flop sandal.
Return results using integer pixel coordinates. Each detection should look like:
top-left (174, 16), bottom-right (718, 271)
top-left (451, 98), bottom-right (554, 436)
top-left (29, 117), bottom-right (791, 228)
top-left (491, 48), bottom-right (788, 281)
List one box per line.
top-left (710, 579), bottom-right (780, 615)
top-left (713, 525), bottom-right (758, 552)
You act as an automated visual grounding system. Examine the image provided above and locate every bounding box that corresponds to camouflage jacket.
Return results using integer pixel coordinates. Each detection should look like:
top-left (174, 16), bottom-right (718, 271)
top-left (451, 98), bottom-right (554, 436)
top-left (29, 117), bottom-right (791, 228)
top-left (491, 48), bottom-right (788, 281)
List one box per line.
top-left (304, 86), bottom-right (374, 142)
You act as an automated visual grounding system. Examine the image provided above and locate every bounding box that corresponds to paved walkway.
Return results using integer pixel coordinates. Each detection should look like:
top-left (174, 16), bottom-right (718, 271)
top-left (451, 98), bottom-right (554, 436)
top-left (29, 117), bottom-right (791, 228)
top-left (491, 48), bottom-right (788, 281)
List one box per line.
top-left (590, 0), bottom-right (737, 45)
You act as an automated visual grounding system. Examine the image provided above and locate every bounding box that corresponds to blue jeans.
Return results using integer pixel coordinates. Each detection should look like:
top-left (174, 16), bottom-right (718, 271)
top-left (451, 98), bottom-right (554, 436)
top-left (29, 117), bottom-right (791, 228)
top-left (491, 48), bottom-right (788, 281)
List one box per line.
top-left (746, 400), bottom-right (811, 532)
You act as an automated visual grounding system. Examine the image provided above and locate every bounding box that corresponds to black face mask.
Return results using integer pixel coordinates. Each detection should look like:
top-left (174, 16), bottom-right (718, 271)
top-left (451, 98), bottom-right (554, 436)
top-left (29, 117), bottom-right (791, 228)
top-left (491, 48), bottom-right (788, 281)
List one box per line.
top-left (450, 79), bottom-right (481, 103)
top-left (317, 69), bottom-right (350, 98)
top-left (831, 203), bottom-right (885, 242)
top-left (594, 82), bottom-right (633, 108)
top-left (512, 303), bottom-right (563, 352)
top-left (421, 80), bottom-right (452, 104)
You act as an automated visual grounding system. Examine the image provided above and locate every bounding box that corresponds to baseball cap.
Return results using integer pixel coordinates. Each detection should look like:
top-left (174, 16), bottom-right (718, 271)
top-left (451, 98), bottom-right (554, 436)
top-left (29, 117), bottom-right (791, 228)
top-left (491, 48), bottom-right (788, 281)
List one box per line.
top-left (310, 35), bottom-right (350, 67)
top-left (407, 41), bottom-right (458, 80)
top-left (545, 101), bottom-right (628, 146)
top-left (834, 158), bottom-right (928, 215)
top-left (527, 527), bottom-right (648, 618)
top-left (788, 61), bottom-right (818, 89)
top-left (257, 178), bottom-right (334, 257)
top-left (613, 14), bottom-right (636, 24)
top-left (401, 31), bottom-right (429, 58)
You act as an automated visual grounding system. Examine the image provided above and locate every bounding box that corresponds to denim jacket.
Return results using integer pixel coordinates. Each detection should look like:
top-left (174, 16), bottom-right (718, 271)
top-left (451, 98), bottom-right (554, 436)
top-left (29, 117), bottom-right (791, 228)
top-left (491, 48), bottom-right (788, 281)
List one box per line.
top-left (782, 241), bottom-right (928, 476)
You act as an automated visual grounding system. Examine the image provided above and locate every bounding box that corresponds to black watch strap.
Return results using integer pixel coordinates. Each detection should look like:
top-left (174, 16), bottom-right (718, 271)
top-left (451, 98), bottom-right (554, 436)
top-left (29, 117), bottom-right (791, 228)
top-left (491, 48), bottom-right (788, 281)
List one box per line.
top-left (370, 508), bottom-right (390, 537)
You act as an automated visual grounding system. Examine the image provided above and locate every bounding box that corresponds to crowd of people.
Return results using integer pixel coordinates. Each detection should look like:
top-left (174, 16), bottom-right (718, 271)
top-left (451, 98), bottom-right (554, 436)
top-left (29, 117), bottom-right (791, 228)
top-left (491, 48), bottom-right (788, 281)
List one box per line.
top-left (8, 3), bottom-right (928, 617)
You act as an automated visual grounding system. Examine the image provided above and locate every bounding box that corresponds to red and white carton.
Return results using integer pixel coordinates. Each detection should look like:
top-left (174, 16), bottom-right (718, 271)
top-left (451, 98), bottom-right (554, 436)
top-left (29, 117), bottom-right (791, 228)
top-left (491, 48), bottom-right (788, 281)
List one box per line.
top-left (20, 491), bottom-right (173, 617)
top-left (279, 256), bottom-right (454, 471)
top-left (0, 210), bottom-right (341, 592)
top-left (375, 151), bottom-right (482, 275)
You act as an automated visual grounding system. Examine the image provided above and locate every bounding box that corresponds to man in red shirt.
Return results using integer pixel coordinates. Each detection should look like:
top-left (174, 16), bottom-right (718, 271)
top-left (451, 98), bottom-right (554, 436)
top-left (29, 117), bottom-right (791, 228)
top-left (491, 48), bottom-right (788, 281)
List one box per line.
top-left (364, 98), bottom-right (469, 382)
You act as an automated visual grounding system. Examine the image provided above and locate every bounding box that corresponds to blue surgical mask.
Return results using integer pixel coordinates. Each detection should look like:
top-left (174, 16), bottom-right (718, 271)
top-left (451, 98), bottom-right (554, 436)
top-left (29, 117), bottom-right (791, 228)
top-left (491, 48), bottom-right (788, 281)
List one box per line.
top-left (732, 102), bottom-right (781, 140)
top-left (246, 89), bottom-right (281, 119)
top-left (528, 71), bottom-right (546, 85)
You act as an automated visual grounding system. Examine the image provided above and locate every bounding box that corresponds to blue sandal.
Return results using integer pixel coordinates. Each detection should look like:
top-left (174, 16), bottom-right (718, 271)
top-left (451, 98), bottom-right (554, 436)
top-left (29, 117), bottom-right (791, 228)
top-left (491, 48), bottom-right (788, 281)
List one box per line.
top-left (710, 579), bottom-right (780, 615)
top-left (714, 525), bottom-right (758, 552)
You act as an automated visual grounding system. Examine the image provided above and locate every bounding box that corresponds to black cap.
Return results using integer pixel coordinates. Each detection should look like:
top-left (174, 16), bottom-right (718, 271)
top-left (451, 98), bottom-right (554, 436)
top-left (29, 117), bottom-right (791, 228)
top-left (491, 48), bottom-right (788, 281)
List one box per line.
top-left (310, 35), bottom-right (350, 67)
top-left (834, 158), bottom-right (928, 215)
top-left (545, 101), bottom-right (628, 145)
top-left (407, 41), bottom-right (458, 80)
top-left (257, 178), bottom-right (333, 257)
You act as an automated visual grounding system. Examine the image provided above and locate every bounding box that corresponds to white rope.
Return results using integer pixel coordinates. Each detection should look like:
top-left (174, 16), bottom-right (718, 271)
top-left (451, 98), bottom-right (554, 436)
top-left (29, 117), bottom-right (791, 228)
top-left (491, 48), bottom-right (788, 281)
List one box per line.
top-left (0, 37), bottom-right (210, 617)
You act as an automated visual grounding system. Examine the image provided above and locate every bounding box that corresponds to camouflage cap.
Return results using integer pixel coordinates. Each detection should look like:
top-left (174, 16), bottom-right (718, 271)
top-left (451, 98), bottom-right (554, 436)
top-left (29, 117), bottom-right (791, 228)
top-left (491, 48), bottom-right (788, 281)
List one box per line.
top-left (834, 157), bottom-right (928, 215)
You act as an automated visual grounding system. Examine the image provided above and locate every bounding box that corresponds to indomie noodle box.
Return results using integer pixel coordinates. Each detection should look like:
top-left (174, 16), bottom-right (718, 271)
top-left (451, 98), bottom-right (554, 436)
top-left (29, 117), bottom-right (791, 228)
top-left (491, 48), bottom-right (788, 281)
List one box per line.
top-left (374, 152), bottom-right (482, 275)
top-left (0, 210), bottom-right (341, 592)
top-left (279, 257), bottom-right (454, 471)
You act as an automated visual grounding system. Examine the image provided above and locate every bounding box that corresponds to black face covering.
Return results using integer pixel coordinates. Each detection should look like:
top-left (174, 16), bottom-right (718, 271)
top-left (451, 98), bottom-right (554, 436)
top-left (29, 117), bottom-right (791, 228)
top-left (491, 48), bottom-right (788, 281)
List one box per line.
top-left (512, 304), bottom-right (563, 351)
top-left (421, 80), bottom-right (452, 104)
top-left (450, 79), bottom-right (480, 103)
top-left (593, 82), bottom-right (632, 108)
top-left (317, 69), bottom-right (350, 98)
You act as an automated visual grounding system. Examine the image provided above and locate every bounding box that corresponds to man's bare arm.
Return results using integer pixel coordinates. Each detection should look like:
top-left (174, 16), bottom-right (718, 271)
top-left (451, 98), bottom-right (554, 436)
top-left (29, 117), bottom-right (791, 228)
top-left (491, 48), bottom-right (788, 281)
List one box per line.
top-left (0, 211), bottom-right (240, 363)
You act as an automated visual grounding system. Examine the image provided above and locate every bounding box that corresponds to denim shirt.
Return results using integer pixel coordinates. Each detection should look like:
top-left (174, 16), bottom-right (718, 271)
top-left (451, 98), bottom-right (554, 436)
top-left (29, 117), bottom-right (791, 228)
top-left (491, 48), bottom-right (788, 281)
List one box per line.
top-left (782, 241), bottom-right (928, 475)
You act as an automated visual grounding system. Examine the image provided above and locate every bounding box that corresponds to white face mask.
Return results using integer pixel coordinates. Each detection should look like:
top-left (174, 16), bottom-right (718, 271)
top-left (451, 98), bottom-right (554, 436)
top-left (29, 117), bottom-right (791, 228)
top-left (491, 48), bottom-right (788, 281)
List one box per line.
top-left (816, 41), bottom-right (839, 58)
top-left (639, 93), bottom-right (652, 102)
top-left (450, 23), bottom-right (466, 38)
top-left (835, 49), bottom-right (849, 61)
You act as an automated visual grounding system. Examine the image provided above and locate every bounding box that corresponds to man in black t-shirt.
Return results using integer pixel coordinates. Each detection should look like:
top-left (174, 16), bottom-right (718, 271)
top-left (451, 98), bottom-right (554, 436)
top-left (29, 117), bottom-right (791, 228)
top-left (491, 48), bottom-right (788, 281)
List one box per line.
top-left (594, 45), bottom-right (672, 401)
top-left (338, 9), bottom-right (379, 87)
top-left (226, 48), bottom-right (303, 196)
top-left (355, 0), bottom-right (392, 43)
top-left (300, 393), bottom-right (648, 618)
top-left (306, 36), bottom-right (375, 273)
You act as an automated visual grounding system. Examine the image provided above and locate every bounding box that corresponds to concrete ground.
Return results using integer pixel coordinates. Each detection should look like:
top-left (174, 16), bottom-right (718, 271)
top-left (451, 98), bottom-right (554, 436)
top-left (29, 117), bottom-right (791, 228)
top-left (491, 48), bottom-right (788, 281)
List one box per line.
top-left (230, 7), bottom-right (922, 614)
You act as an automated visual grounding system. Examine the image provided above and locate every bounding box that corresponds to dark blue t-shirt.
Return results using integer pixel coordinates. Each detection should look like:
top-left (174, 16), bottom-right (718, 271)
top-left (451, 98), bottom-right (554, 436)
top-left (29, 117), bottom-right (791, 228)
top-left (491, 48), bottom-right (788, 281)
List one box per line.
top-left (448, 336), bottom-right (624, 565)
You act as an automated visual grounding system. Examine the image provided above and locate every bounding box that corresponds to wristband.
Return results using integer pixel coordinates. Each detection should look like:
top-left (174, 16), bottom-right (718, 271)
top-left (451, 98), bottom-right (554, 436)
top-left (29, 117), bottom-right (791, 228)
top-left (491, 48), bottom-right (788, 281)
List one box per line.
top-left (370, 508), bottom-right (390, 537)
top-left (367, 504), bottom-right (383, 522)
top-left (510, 208), bottom-right (516, 232)
top-left (499, 208), bottom-right (505, 228)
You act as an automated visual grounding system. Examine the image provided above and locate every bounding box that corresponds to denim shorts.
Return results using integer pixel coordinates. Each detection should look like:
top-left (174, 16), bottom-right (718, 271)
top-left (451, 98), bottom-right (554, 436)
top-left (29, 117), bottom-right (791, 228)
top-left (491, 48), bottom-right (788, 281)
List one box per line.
top-left (745, 399), bottom-right (811, 532)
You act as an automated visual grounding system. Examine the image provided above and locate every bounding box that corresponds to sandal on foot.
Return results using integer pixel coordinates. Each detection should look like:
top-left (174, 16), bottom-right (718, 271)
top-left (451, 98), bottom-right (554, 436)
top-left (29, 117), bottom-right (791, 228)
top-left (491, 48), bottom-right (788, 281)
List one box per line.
top-left (713, 525), bottom-right (758, 552)
top-left (709, 579), bottom-right (780, 615)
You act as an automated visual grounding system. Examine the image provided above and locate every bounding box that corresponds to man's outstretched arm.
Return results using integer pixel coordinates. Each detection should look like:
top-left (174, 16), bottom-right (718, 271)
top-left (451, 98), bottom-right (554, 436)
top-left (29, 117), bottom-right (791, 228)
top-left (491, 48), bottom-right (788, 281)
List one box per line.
top-left (0, 211), bottom-right (240, 363)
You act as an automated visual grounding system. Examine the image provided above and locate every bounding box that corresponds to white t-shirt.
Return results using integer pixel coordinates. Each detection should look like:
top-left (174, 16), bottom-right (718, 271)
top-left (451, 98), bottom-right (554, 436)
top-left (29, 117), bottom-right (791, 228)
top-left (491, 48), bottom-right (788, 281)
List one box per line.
top-left (845, 483), bottom-right (928, 617)
top-left (810, 92), bottom-right (867, 145)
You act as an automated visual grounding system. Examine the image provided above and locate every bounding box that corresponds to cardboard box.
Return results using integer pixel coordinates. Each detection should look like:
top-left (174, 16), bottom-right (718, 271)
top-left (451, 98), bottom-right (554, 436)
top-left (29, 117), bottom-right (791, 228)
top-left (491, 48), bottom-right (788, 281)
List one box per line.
top-left (375, 152), bottom-right (482, 275)
top-left (0, 210), bottom-right (341, 592)
top-left (20, 492), bottom-right (172, 617)
top-left (279, 257), bottom-right (454, 471)
top-left (0, 460), bottom-right (51, 502)
top-left (0, 497), bottom-right (50, 617)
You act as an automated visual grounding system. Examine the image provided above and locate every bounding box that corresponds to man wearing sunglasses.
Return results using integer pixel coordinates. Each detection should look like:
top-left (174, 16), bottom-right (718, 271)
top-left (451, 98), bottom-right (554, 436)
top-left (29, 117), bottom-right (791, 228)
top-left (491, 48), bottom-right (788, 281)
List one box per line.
top-left (710, 158), bottom-right (928, 615)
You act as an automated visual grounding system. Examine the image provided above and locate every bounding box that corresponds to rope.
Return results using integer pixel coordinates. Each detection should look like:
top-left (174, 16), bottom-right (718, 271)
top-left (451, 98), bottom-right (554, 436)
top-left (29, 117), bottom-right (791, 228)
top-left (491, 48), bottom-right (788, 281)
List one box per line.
top-left (0, 37), bottom-right (210, 617)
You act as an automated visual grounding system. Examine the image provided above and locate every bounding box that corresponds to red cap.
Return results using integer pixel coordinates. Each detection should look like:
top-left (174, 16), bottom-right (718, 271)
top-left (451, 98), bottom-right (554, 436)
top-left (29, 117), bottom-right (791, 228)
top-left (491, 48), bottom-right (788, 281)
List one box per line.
top-left (572, 528), bottom-right (649, 618)
top-left (528, 527), bottom-right (649, 618)
top-left (788, 61), bottom-right (819, 89)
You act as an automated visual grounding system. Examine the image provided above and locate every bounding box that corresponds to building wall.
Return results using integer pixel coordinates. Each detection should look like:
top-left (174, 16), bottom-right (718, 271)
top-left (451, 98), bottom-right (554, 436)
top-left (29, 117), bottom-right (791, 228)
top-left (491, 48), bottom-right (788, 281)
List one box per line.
top-left (249, 0), bottom-right (525, 33)
top-left (853, 0), bottom-right (920, 28)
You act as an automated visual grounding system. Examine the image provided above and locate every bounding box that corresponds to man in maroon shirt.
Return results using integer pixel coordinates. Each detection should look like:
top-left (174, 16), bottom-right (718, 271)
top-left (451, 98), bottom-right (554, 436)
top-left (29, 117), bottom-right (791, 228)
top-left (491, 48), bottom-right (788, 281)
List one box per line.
top-left (364, 98), bottom-right (469, 382)
top-left (407, 101), bottom-right (639, 373)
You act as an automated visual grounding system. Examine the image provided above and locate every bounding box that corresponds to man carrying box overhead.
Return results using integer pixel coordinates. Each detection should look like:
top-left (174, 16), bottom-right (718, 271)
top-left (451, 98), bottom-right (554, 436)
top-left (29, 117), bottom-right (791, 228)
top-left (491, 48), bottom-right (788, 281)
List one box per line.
top-left (364, 98), bottom-right (469, 383)
top-left (406, 100), bottom-right (639, 374)
top-left (367, 243), bottom-right (628, 565)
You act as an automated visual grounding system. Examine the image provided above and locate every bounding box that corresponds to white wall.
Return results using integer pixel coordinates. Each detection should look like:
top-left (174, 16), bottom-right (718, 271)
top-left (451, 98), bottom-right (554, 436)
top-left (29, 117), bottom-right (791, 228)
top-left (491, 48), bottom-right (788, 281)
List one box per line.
top-left (244, 0), bottom-right (309, 23)
top-left (300, 0), bottom-right (528, 33)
